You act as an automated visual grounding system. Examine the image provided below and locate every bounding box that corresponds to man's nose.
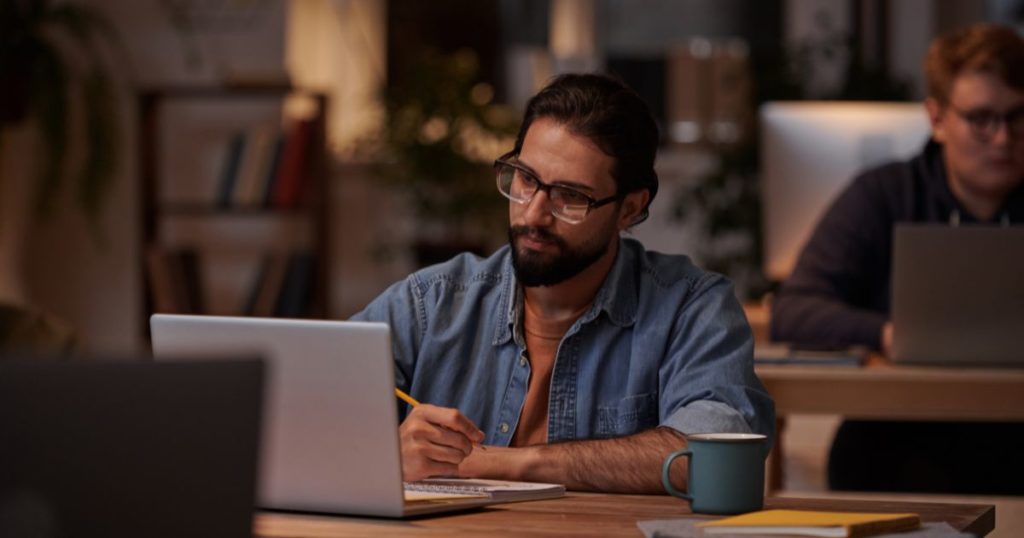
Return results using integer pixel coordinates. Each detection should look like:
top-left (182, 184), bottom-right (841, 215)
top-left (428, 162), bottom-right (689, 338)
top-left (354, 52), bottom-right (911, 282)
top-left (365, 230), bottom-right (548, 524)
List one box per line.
top-left (522, 189), bottom-right (556, 226)
top-left (989, 121), bottom-right (1012, 146)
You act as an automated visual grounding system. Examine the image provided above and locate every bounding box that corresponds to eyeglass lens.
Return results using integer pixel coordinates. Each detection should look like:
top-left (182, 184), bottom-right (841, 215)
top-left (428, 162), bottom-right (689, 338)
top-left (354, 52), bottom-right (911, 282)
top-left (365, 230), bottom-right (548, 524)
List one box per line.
top-left (960, 107), bottom-right (1024, 139)
top-left (496, 162), bottom-right (591, 223)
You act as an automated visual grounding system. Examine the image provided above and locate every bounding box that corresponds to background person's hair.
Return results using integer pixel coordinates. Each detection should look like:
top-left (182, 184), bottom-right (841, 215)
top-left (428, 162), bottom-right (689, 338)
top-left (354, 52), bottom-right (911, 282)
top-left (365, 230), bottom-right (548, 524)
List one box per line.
top-left (925, 23), bottom-right (1024, 104)
top-left (513, 73), bottom-right (660, 224)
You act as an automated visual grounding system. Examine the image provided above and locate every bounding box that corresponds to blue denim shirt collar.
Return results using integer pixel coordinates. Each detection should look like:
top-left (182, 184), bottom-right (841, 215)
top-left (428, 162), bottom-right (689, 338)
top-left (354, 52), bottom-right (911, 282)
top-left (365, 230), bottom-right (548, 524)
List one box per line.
top-left (493, 239), bottom-right (640, 348)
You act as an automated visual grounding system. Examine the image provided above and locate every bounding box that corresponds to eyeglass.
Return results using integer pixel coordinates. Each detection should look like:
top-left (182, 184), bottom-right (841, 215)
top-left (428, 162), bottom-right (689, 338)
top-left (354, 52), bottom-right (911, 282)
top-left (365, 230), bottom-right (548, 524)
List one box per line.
top-left (948, 104), bottom-right (1024, 141)
top-left (494, 152), bottom-right (624, 224)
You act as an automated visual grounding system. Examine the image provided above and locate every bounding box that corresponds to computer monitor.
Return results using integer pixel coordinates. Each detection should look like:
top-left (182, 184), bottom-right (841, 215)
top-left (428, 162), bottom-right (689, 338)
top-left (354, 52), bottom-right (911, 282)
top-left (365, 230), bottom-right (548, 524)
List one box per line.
top-left (759, 101), bottom-right (932, 281)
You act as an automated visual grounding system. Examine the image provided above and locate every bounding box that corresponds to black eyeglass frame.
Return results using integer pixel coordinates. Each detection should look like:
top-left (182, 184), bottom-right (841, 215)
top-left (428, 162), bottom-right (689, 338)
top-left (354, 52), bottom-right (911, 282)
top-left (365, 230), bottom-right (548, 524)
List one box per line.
top-left (946, 103), bottom-right (1024, 141)
top-left (493, 151), bottom-right (625, 224)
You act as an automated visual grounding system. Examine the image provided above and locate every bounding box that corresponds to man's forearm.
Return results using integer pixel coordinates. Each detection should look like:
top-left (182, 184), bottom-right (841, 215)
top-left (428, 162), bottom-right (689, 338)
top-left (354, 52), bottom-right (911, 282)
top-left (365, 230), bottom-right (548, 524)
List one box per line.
top-left (461, 427), bottom-right (688, 494)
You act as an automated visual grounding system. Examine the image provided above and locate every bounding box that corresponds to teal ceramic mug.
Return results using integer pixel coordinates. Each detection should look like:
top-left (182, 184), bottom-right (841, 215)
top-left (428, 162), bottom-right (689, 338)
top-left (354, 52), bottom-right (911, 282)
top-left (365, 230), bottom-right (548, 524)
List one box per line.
top-left (661, 433), bottom-right (767, 514)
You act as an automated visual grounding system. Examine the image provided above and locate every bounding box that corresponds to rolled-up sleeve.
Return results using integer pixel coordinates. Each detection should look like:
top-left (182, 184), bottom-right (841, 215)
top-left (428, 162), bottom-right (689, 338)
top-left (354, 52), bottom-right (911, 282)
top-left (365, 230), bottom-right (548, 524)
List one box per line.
top-left (663, 400), bottom-right (754, 434)
top-left (658, 274), bottom-right (776, 449)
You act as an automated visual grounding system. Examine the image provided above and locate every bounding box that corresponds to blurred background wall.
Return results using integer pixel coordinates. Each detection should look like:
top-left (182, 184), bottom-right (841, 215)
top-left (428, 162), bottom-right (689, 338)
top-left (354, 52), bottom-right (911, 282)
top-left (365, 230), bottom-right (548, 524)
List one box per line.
top-left (4, 0), bottom-right (1022, 353)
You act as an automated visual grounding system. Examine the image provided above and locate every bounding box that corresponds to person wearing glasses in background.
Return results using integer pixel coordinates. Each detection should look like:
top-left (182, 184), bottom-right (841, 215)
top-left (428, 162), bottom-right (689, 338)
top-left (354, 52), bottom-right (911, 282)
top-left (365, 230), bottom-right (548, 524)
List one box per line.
top-left (352, 73), bottom-right (774, 492)
top-left (772, 23), bottom-right (1024, 494)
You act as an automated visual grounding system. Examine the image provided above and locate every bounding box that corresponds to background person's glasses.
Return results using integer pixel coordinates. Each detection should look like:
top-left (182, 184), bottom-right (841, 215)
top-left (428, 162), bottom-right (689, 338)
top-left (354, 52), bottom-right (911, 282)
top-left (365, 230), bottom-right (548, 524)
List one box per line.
top-left (948, 104), bottom-right (1024, 141)
top-left (494, 153), bottom-right (623, 224)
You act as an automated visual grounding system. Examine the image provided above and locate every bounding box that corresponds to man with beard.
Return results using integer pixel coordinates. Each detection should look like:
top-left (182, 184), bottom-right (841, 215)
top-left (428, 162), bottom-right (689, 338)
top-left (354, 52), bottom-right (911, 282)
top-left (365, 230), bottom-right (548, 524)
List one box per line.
top-left (352, 74), bottom-right (774, 492)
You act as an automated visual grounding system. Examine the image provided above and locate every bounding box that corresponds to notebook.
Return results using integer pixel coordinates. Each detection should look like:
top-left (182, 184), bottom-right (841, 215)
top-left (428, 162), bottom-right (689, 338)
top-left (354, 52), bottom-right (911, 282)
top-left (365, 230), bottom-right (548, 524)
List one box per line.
top-left (754, 343), bottom-right (868, 366)
top-left (698, 509), bottom-right (921, 537)
top-left (150, 314), bottom-right (564, 517)
top-left (0, 358), bottom-right (264, 538)
top-left (891, 225), bottom-right (1024, 366)
top-left (405, 478), bottom-right (565, 503)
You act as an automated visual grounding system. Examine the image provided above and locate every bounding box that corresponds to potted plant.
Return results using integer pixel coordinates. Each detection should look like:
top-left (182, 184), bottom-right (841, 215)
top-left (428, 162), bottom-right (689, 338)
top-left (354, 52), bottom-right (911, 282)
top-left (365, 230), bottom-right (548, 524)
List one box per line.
top-left (378, 48), bottom-right (520, 266)
top-left (0, 0), bottom-right (123, 306)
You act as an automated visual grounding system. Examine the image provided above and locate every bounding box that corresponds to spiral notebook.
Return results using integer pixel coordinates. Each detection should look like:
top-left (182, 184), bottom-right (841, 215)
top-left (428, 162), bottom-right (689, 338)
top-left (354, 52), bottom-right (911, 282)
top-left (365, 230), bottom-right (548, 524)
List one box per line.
top-left (405, 478), bottom-right (565, 503)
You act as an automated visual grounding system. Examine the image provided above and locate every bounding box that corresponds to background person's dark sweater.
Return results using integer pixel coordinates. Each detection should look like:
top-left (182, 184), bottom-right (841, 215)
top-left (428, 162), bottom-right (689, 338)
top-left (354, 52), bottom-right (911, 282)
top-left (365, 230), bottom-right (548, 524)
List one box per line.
top-left (771, 140), bottom-right (1024, 350)
top-left (769, 140), bottom-right (1024, 494)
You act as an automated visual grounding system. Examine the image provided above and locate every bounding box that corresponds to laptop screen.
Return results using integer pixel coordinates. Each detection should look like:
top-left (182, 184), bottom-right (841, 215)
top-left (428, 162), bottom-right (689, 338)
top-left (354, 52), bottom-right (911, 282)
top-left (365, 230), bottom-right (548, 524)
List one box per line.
top-left (891, 225), bottom-right (1024, 365)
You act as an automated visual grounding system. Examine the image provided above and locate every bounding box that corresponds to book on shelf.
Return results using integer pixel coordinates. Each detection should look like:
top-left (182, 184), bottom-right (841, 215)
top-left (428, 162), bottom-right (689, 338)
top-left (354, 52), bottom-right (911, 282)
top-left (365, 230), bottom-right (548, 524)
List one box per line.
top-left (214, 118), bottom-right (314, 210)
top-left (403, 478), bottom-right (565, 504)
top-left (259, 134), bottom-right (286, 207)
top-left (233, 124), bottom-right (278, 208)
top-left (216, 132), bottom-right (246, 208)
top-left (272, 117), bottom-right (315, 209)
top-left (240, 250), bottom-right (315, 318)
top-left (242, 252), bottom-right (290, 317)
top-left (273, 251), bottom-right (316, 317)
top-left (697, 509), bottom-right (921, 538)
top-left (146, 247), bottom-right (205, 315)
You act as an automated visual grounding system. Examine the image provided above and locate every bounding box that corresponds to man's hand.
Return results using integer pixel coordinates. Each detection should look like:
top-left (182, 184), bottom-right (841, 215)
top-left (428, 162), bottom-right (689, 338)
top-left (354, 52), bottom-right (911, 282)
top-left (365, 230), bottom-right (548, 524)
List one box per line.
top-left (400, 404), bottom-right (485, 482)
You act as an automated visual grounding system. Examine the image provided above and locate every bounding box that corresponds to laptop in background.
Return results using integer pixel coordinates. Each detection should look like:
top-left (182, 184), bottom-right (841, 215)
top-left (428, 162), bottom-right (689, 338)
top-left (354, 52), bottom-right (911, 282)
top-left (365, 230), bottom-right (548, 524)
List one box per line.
top-left (150, 315), bottom-right (555, 517)
top-left (0, 358), bottom-right (263, 538)
top-left (891, 224), bottom-right (1024, 366)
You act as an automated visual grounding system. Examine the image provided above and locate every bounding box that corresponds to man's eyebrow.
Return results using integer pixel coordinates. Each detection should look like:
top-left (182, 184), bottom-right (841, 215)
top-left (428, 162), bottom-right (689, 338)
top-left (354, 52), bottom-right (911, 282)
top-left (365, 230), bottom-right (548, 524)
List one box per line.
top-left (515, 157), bottom-right (596, 193)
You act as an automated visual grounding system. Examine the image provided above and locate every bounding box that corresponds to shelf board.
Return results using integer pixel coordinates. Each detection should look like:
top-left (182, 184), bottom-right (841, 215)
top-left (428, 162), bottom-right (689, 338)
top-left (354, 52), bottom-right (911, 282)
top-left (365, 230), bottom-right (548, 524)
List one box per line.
top-left (158, 204), bottom-right (315, 217)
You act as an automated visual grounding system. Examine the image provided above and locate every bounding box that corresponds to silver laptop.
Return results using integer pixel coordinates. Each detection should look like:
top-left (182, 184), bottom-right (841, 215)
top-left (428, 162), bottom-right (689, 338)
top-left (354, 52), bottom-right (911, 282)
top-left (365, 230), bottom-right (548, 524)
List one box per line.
top-left (891, 225), bottom-right (1024, 365)
top-left (150, 314), bottom-right (496, 517)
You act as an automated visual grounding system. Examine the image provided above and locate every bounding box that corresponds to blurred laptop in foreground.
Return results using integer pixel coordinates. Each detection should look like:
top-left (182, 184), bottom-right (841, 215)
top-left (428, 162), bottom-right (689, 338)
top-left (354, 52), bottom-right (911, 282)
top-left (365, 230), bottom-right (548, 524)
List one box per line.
top-left (0, 358), bottom-right (264, 538)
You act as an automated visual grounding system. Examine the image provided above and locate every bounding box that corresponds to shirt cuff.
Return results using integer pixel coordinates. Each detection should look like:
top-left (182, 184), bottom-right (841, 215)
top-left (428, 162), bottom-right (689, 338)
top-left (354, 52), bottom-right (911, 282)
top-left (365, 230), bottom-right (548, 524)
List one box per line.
top-left (661, 400), bottom-right (753, 435)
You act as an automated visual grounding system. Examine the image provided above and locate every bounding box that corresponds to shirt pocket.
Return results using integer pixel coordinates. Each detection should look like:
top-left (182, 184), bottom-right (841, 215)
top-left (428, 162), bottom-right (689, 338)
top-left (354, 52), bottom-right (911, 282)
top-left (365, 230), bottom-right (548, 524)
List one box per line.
top-left (597, 392), bottom-right (658, 437)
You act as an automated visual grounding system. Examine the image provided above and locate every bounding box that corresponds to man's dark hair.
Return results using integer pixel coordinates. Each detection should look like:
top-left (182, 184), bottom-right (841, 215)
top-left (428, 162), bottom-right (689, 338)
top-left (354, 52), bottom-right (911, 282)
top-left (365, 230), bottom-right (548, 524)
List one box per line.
top-left (513, 73), bottom-right (660, 224)
top-left (925, 23), bottom-right (1024, 104)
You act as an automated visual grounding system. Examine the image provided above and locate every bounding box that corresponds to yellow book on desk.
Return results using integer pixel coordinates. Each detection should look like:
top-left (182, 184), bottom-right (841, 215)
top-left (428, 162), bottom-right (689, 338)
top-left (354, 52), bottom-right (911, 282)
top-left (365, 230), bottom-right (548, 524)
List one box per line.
top-left (698, 509), bottom-right (921, 537)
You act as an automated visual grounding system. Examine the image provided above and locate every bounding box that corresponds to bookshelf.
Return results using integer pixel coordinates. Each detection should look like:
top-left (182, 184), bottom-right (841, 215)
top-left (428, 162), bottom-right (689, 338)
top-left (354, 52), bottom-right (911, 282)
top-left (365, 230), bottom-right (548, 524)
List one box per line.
top-left (138, 85), bottom-right (330, 338)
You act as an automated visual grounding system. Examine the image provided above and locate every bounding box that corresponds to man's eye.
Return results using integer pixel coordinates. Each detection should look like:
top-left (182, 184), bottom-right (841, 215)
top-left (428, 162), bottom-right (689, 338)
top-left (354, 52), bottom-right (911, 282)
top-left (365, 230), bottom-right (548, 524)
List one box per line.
top-left (554, 188), bottom-right (590, 206)
top-left (966, 112), bottom-right (998, 126)
top-left (518, 172), bottom-right (539, 185)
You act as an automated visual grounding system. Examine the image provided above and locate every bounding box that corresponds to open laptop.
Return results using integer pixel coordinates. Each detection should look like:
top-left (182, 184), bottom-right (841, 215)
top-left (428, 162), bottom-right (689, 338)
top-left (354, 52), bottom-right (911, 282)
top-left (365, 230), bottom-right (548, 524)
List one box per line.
top-left (0, 358), bottom-right (263, 538)
top-left (150, 315), bottom-right (516, 517)
top-left (891, 224), bottom-right (1024, 365)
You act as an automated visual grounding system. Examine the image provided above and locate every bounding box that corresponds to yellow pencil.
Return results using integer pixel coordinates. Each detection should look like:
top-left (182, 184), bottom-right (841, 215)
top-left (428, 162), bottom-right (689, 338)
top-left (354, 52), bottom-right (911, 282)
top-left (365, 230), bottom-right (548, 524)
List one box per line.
top-left (394, 388), bottom-right (420, 407)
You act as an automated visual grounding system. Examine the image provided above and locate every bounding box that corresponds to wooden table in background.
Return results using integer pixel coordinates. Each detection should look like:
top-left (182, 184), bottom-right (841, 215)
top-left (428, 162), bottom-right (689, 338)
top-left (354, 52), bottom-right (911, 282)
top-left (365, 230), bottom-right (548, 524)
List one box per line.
top-left (254, 492), bottom-right (995, 537)
top-left (756, 356), bottom-right (1024, 491)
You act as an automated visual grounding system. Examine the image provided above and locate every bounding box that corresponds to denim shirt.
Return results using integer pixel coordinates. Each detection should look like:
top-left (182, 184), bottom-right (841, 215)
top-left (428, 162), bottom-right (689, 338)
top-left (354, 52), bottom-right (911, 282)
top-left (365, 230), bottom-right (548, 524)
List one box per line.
top-left (352, 238), bottom-right (775, 448)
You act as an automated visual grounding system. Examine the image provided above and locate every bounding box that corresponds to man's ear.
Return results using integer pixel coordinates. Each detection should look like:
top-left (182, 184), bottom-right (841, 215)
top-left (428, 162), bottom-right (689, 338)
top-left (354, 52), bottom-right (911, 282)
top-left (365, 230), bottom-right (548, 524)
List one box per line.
top-left (925, 97), bottom-right (948, 144)
top-left (618, 189), bottom-right (650, 230)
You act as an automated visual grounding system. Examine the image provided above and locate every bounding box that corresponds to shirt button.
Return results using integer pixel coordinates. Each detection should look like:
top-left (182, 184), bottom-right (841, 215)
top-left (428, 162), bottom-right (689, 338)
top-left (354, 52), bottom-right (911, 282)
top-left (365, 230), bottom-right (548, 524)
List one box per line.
top-left (519, 356), bottom-right (527, 367)
top-left (500, 422), bottom-right (510, 433)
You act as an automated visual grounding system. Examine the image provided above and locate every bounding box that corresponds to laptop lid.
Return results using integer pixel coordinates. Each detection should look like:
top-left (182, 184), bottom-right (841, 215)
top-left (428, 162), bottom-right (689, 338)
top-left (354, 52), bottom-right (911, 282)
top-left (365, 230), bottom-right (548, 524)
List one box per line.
top-left (0, 358), bottom-right (263, 538)
top-left (891, 225), bottom-right (1024, 365)
top-left (150, 315), bottom-right (490, 518)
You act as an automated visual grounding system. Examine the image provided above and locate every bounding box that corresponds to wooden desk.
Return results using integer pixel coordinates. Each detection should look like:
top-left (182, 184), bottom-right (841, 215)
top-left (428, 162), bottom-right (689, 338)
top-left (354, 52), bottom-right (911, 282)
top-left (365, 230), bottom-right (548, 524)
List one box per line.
top-left (756, 358), bottom-right (1024, 490)
top-left (254, 492), bottom-right (995, 537)
top-left (757, 357), bottom-right (1024, 420)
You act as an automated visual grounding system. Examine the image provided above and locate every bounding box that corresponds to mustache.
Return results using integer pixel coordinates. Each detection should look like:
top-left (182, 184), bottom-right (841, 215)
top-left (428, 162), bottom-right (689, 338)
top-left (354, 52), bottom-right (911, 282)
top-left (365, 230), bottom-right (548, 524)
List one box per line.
top-left (509, 225), bottom-right (567, 247)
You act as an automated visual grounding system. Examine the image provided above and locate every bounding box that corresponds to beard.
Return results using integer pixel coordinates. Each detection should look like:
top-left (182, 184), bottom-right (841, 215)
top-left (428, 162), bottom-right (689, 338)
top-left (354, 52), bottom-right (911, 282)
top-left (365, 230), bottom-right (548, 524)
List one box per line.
top-left (508, 224), bottom-right (613, 287)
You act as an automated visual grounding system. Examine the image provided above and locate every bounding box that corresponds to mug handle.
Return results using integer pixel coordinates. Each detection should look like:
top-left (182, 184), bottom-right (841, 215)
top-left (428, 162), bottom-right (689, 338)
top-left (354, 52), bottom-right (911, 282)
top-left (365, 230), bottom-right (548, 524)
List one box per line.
top-left (661, 448), bottom-right (692, 501)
